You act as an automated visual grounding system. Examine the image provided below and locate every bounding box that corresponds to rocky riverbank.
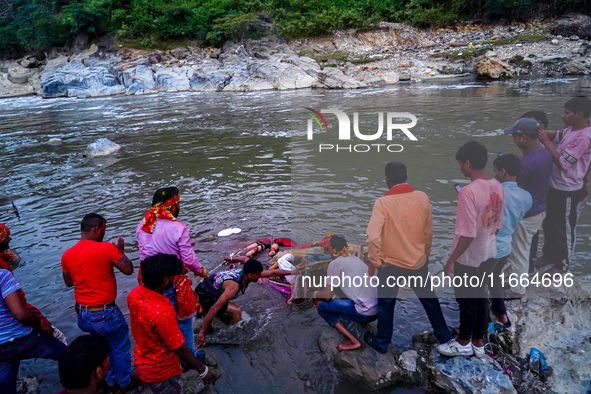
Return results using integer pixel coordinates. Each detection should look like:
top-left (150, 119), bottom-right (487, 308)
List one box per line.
top-left (318, 277), bottom-right (591, 393)
top-left (2, 14), bottom-right (591, 99)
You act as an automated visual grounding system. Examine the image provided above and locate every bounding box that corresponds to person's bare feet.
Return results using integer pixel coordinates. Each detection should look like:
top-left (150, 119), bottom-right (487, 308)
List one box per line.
top-left (337, 339), bottom-right (361, 351)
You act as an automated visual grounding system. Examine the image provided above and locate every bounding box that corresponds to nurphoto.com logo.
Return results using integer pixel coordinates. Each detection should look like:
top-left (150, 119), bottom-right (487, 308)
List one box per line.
top-left (304, 108), bottom-right (419, 153)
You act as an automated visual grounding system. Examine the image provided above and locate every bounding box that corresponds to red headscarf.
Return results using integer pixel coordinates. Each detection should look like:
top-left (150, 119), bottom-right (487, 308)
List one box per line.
top-left (141, 194), bottom-right (180, 233)
top-left (0, 223), bottom-right (9, 244)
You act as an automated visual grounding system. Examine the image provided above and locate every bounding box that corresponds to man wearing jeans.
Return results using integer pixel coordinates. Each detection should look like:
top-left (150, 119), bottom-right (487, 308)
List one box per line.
top-left (364, 161), bottom-right (451, 354)
top-left (0, 269), bottom-right (66, 394)
top-left (314, 235), bottom-right (377, 351)
top-left (61, 213), bottom-right (138, 392)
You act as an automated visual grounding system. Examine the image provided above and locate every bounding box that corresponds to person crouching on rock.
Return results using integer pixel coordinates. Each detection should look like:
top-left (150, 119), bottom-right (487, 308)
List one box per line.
top-left (314, 235), bottom-right (378, 351)
top-left (195, 258), bottom-right (303, 347)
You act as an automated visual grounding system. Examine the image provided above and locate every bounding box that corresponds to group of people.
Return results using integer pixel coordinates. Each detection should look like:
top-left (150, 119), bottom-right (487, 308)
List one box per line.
top-left (315, 96), bottom-right (591, 358)
top-left (1, 96), bottom-right (590, 392)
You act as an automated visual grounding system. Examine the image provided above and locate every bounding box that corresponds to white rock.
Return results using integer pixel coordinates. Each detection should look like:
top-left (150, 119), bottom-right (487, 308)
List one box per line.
top-left (48, 138), bottom-right (62, 145)
top-left (83, 138), bottom-right (120, 158)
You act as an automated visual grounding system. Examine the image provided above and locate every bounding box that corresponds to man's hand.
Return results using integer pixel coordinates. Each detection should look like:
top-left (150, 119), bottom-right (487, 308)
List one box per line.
top-left (196, 331), bottom-right (206, 348)
top-left (202, 368), bottom-right (216, 385)
top-left (113, 236), bottom-right (125, 253)
top-left (293, 262), bottom-right (307, 275)
top-left (444, 260), bottom-right (454, 277)
top-left (538, 123), bottom-right (550, 145)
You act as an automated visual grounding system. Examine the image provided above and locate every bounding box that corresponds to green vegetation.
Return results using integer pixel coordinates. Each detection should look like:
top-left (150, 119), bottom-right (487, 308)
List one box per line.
top-left (444, 47), bottom-right (489, 61)
top-left (300, 50), bottom-right (385, 67)
top-left (0, 0), bottom-right (589, 56)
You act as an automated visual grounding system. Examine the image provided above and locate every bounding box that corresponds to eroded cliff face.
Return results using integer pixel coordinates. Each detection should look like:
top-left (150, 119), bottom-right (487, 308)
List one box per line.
top-left (1, 15), bottom-right (591, 99)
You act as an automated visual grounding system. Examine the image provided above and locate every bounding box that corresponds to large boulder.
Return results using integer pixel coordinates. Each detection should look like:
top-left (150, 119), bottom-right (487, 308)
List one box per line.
top-left (154, 66), bottom-right (192, 92)
top-left (189, 63), bottom-right (233, 91)
top-left (318, 327), bottom-right (421, 389)
top-left (315, 67), bottom-right (367, 89)
top-left (119, 65), bottom-right (156, 95)
top-left (221, 58), bottom-right (275, 91)
top-left (475, 58), bottom-right (516, 79)
top-left (548, 14), bottom-right (591, 40)
top-left (247, 60), bottom-right (316, 89)
top-left (428, 349), bottom-right (517, 393)
top-left (506, 280), bottom-right (591, 394)
top-left (40, 61), bottom-right (125, 98)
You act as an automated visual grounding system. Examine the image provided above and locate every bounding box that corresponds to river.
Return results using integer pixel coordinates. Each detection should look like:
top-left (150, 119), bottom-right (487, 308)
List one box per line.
top-left (1, 77), bottom-right (590, 392)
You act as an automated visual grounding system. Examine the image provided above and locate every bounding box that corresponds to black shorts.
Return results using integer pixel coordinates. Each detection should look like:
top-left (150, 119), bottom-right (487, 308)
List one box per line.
top-left (196, 287), bottom-right (229, 317)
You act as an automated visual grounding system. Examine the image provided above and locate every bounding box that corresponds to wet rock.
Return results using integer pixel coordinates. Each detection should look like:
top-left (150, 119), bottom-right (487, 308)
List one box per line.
top-left (16, 376), bottom-right (39, 394)
top-left (428, 349), bottom-right (516, 393)
top-left (475, 58), bottom-right (516, 79)
top-left (41, 61), bottom-right (125, 98)
top-left (48, 138), bottom-right (63, 145)
top-left (506, 280), bottom-right (591, 393)
top-left (318, 328), bottom-right (409, 389)
top-left (399, 350), bottom-right (418, 372)
top-left (83, 138), bottom-right (121, 158)
top-left (315, 67), bottom-right (366, 89)
top-left (564, 61), bottom-right (587, 74)
top-left (548, 14), bottom-right (591, 40)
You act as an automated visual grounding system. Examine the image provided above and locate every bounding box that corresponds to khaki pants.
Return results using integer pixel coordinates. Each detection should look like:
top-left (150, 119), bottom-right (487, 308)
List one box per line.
top-left (507, 212), bottom-right (545, 294)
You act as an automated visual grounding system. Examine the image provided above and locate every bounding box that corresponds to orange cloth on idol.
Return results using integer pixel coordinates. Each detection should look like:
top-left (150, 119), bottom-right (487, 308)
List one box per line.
top-left (141, 195), bottom-right (180, 234)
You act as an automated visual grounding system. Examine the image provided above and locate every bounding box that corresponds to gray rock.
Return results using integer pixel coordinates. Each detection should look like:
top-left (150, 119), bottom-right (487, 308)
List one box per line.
top-left (43, 57), bottom-right (69, 74)
top-left (399, 350), bottom-right (418, 372)
top-left (41, 61), bottom-right (125, 98)
top-left (16, 376), bottom-right (38, 394)
top-left (429, 349), bottom-right (516, 393)
top-left (380, 71), bottom-right (399, 84)
top-left (564, 61), bottom-right (586, 74)
top-left (83, 138), bottom-right (121, 158)
top-left (318, 328), bottom-right (411, 389)
top-left (19, 56), bottom-right (39, 69)
top-left (410, 59), bottom-right (425, 68)
top-left (316, 67), bottom-right (366, 89)
top-left (120, 65), bottom-right (155, 91)
top-left (281, 56), bottom-right (321, 77)
top-left (154, 66), bottom-right (192, 92)
top-left (7, 68), bottom-right (31, 84)
top-left (548, 14), bottom-right (591, 39)
top-left (247, 60), bottom-right (316, 89)
top-left (399, 74), bottom-right (412, 81)
top-left (190, 63), bottom-right (233, 91)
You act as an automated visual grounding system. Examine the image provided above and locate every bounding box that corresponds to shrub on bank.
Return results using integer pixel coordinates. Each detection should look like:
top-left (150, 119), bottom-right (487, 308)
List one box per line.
top-left (0, 0), bottom-right (589, 56)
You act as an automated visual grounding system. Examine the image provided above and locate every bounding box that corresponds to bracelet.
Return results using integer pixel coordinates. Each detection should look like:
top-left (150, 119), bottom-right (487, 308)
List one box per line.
top-left (199, 365), bottom-right (209, 379)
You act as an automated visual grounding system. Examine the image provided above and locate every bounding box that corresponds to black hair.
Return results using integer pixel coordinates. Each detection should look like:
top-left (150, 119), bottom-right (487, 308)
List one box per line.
top-left (141, 253), bottom-right (183, 290)
top-left (455, 141), bottom-right (488, 170)
top-left (493, 153), bottom-right (522, 177)
top-left (329, 235), bottom-right (348, 251)
top-left (152, 186), bottom-right (180, 206)
top-left (243, 258), bottom-right (264, 275)
top-left (520, 110), bottom-right (548, 130)
top-left (385, 161), bottom-right (408, 185)
top-left (59, 333), bottom-right (110, 390)
top-left (81, 213), bottom-right (105, 232)
top-left (565, 96), bottom-right (591, 119)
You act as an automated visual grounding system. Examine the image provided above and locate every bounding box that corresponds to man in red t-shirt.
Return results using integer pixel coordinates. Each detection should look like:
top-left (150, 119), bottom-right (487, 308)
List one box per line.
top-left (61, 213), bottom-right (138, 392)
top-left (128, 253), bottom-right (216, 393)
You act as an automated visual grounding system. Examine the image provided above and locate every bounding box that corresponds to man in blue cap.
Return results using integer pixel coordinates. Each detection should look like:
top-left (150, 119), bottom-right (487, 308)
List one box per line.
top-left (502, 114), bottom-right (552, 298)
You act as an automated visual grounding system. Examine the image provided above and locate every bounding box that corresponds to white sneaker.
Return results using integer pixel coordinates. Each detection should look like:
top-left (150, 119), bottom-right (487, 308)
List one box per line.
top-left (472, 343), bottom-right (485, 358)
top-left (437, 338), bottom-right (474, 356)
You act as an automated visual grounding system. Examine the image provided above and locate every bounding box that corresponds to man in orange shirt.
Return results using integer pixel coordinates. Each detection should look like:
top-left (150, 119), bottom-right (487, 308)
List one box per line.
top-left (61, 213), bottom-right (138, 392)
top-left (128, 253), bottom-right (215, 393)
top-left (364, 161), bottom-right (451, 353)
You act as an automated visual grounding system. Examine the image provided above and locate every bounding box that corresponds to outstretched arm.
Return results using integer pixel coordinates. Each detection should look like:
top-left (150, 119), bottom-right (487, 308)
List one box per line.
top-left (196, 282), bottom-right (239, 347)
